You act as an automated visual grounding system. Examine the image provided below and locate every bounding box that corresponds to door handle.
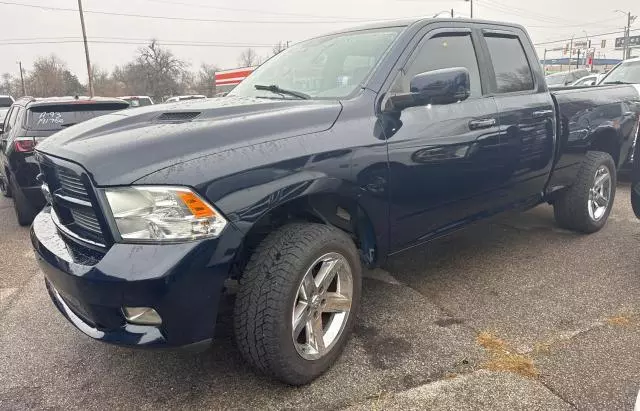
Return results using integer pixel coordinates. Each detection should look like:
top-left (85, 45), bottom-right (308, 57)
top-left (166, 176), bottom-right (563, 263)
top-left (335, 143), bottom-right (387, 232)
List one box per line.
top-left (532, 110), bottom-right (554, 119)
top-left (468, 118), bottom-right (496, 130)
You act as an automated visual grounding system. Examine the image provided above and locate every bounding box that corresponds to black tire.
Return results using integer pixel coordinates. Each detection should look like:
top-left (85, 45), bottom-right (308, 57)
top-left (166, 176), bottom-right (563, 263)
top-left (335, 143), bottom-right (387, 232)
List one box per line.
top-left (234, 223), bottom-right (362, 385)
top-left (553, 151), bottom-right (616, 233)
top-left (10, 177), bottom-right (36, 226)
top-left (0, 172), bottom-right (11, 198)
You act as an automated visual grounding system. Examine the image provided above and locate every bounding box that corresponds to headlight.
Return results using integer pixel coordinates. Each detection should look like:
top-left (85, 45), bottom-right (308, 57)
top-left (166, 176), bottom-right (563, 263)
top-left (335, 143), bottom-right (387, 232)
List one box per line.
top-left (104, 186), bottom-right (227, 243)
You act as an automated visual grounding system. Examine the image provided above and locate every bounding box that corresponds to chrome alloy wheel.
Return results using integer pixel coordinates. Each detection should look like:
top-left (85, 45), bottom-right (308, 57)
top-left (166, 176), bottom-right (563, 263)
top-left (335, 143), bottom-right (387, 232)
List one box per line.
top-left (588, 165), bottom-right (612, 221)
top-left (292, 252), bottom-right (353, 360)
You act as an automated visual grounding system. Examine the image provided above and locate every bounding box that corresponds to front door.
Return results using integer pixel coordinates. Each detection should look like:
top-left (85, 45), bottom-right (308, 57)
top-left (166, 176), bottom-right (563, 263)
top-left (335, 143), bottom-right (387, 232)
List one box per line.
top-left (383, 28), bottom-right (503, 252)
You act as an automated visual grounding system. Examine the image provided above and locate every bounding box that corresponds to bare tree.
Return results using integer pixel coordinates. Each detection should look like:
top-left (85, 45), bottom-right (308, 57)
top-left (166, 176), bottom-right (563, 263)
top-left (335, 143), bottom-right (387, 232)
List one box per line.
top-left (193, 63), bottom-right (219, 97)
top-left (238, 48), bottom-right (258, 67)
top-left (272, 41), bottom-right (287, 56)
top-left (25, 55), bottom-right (85, 97)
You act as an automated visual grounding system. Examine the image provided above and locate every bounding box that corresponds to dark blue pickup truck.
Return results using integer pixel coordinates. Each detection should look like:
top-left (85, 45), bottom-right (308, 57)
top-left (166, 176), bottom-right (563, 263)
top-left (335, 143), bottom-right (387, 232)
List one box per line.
top-left (30, 18), bottom-right (640, 385)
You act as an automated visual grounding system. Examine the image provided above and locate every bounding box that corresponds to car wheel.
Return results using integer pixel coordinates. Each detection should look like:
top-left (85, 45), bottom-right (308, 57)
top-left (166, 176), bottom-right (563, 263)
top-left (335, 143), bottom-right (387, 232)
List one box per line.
top-left (234, 223), bottom-right (361, 385)
top-left (10, 177), bottom-right (36, 226)
top-left (0, 172), bottom-right (11, 198)
top-left (554, 151), bottom-right (616, 233)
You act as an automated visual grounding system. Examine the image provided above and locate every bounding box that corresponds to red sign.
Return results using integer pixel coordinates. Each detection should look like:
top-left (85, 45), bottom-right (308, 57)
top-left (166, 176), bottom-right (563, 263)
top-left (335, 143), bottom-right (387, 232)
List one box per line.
top-left (215, 67), bottom-right (256, 87)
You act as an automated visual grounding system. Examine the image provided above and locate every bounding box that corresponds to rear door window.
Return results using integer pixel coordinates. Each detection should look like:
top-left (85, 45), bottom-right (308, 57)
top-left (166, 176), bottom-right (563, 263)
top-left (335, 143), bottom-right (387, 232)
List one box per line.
top-left (484, 35), bottom-right (535, 93)
top-left (26, 103), bottom-right (128, 131)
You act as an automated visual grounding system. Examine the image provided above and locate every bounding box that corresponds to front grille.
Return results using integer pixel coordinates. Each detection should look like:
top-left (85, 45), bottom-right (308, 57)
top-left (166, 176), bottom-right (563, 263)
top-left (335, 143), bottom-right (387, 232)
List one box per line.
top-left (157, 112), bottom-right (200, 122)
top-left (70, 209), bottom-right (102, 234)
top-left (38, 154), bottom-right (107, 247)
top-left (58, 168), bottom-right (89, 198)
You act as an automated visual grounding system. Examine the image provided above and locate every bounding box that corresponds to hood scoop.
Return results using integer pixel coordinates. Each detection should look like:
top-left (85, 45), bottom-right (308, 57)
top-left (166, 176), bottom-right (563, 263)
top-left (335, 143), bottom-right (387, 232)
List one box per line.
top-left (157, 112), bottom-right (201, 122)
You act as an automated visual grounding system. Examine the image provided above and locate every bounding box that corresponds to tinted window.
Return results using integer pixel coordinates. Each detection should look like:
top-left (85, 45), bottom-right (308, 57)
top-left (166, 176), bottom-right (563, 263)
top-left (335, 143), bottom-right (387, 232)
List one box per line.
top-left (485, 35), bottom-right (534, 93)
top-left (0, 97), bottom-right (13, 107)
top-left (392, 33), bottom-right (482, 97)
top-left (0, 108), bottom-right (9, 123)
top-left (26, 103), bottom-right (129, 131)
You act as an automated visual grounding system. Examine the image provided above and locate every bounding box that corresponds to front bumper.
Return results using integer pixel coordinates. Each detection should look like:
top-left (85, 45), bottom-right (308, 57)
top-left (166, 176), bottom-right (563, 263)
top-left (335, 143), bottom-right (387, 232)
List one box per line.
top-left (31, 207), bottom-right (243, 347)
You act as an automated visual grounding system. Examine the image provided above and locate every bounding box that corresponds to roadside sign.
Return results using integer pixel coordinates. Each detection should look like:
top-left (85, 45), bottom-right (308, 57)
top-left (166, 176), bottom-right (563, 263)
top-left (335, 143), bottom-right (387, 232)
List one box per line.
top-left (615, 36), bottom-right (640, 49)
top-left (574, 40), bottom-right (588, 49)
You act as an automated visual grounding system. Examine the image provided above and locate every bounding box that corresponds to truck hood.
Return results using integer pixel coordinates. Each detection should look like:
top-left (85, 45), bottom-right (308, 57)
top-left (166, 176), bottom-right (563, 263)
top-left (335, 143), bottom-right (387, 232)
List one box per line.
top-left (36, 96), bottom-right (342, 186)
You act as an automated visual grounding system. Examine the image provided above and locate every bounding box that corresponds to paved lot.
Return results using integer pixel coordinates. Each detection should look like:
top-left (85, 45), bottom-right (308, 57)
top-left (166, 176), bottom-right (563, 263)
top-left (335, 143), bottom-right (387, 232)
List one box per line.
top-left (1, 185), bottom-right (638, 410)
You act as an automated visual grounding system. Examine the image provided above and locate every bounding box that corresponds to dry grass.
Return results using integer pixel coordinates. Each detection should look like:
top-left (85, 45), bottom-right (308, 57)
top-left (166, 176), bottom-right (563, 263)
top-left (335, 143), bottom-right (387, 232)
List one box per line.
top-left (477, 331), bottom-right (507, 351)
top-left (477, 331), bottom-right (539, 378)
top-left (606, 314), bottom-right (632, 326)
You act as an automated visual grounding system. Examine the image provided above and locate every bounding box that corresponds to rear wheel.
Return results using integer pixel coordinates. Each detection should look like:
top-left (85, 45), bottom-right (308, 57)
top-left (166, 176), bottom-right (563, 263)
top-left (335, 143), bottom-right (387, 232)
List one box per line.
top-left (234, 223), bottom-right (361, 385)
top-left (0, 172), bottom-right (11, 198)
top-left (554, 151), bottom-right (616, 233)
top-left (10, 177), bottom-right (36, 226)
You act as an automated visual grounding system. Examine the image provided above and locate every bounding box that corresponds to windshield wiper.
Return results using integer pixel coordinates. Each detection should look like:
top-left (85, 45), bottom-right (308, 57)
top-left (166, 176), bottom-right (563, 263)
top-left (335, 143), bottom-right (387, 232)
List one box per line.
top-left (254, 84), bottom-right (310, 100)
top-left (602, 81), bottom-right (631, 85)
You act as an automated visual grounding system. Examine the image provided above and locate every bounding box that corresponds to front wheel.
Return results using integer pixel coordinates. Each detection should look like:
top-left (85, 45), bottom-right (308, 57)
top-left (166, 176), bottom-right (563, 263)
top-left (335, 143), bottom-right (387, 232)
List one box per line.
top-left (234, 223), bottom-right (362, 385)
top-left (554, 151), bottom-right (616, 233)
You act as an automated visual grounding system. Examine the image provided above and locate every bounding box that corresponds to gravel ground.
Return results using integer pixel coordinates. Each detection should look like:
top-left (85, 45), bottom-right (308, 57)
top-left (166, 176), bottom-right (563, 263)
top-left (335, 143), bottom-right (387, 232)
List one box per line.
top-left (1, 185), bottom-right (638, 410)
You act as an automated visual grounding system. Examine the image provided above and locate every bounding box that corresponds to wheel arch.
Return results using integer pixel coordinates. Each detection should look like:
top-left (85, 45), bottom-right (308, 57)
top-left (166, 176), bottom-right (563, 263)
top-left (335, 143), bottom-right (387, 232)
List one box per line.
top-left (588, 127), bottom-right (621, 167)
top-left (228, 190), bottom-right (383, 279)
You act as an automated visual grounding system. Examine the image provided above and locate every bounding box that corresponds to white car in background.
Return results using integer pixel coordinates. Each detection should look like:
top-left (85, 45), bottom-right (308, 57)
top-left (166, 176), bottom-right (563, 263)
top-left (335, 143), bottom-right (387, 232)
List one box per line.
top-left (598, 57), bottom-right (640, 94)
top-left (570, 74), bottom-right (601, 86)
top-left (119, 96), bottom-right (154, 107)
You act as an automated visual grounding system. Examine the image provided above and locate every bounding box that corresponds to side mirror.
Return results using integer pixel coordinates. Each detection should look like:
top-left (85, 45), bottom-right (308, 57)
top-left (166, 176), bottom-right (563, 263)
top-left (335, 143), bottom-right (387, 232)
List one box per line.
top-left (0, 123), bottom-right (3, 134)
top-left (385, 67), bottom-right (471, 112)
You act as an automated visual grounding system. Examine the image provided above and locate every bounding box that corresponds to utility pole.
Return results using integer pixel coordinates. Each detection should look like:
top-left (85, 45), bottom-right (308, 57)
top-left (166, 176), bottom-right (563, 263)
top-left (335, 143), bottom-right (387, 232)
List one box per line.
top-left (568, 35), bottom-right (574, 71)
top-left (17, 61), bottom-right (26, 96)
top-left (77, 0), bottom-right (94, 97)
top-left (451, 9), bottom-right (454, 18)
top-left (616, 10), bottom-right (637, 60)
top-left (542, 49), bottom-right (547, 74)
top-left (465, 0), bottom-right (473, 18)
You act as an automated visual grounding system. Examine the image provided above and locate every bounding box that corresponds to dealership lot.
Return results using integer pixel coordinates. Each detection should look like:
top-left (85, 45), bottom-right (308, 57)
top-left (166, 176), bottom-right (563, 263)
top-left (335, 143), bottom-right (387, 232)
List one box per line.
top-left (1, 185), bottom-right (638, 410)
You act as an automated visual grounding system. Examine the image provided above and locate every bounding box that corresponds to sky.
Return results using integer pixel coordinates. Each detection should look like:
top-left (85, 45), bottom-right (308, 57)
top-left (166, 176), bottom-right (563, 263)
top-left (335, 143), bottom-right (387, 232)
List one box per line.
top-left (0, 0), bottom-right (638, 82)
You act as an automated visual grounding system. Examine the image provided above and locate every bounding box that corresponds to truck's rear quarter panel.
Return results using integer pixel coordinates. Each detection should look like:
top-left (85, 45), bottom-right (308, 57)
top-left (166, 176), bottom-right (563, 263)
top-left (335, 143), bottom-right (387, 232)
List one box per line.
top-left (547, 85), bottom-right (640, 191)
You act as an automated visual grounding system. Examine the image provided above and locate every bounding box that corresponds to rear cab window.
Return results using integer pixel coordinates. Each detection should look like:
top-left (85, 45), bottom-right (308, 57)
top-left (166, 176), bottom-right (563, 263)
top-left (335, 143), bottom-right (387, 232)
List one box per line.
top-left (26, 102), bottom-right (129, 131)
top-left (484, 34), bottom-right (535, 93)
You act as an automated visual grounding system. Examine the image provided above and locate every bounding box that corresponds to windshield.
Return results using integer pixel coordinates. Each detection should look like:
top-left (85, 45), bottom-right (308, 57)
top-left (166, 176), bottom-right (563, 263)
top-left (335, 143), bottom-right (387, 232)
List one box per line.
top-left (545, 73), bottom-right (567, 86)
top-left (600, 60), bottom-right (640, 84)
top-left (26, 103), bottom-right (129, 131)
top-left (231, 27), bottom-right (403, 99)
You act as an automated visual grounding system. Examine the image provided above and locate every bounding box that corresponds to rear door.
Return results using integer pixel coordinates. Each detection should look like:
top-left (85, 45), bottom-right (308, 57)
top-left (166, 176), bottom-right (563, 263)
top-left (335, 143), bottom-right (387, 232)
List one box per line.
top-left (481, 28), bottom-right (556, 206)
top-left (633, 126), bottom-right (640, 218)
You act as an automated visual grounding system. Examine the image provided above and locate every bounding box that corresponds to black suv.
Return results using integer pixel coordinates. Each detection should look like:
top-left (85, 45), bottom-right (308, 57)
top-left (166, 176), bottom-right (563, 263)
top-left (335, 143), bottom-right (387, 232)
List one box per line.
top-left (0, 96), bottom-right (129, 225)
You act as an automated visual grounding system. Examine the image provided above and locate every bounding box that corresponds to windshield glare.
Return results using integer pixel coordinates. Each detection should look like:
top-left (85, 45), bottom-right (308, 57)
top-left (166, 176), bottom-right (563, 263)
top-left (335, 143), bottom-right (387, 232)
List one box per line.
top-left (600, 61), bottom-right (640, 84)
top-left (231, 27), bottom-right (403, 99)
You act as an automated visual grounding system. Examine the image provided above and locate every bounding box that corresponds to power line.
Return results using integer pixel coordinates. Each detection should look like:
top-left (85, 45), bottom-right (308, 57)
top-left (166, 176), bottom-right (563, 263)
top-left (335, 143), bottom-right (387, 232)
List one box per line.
top-left (533, 28), bottom-right (640, 46)
top-left (0, 39), bottom-right (275, 47)
top-left (0, 36), bottom-right (275, 46)
top-left (133, 0), bottom-right (386, 21)
top-left (0, 0), bottom-right (413, 24)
